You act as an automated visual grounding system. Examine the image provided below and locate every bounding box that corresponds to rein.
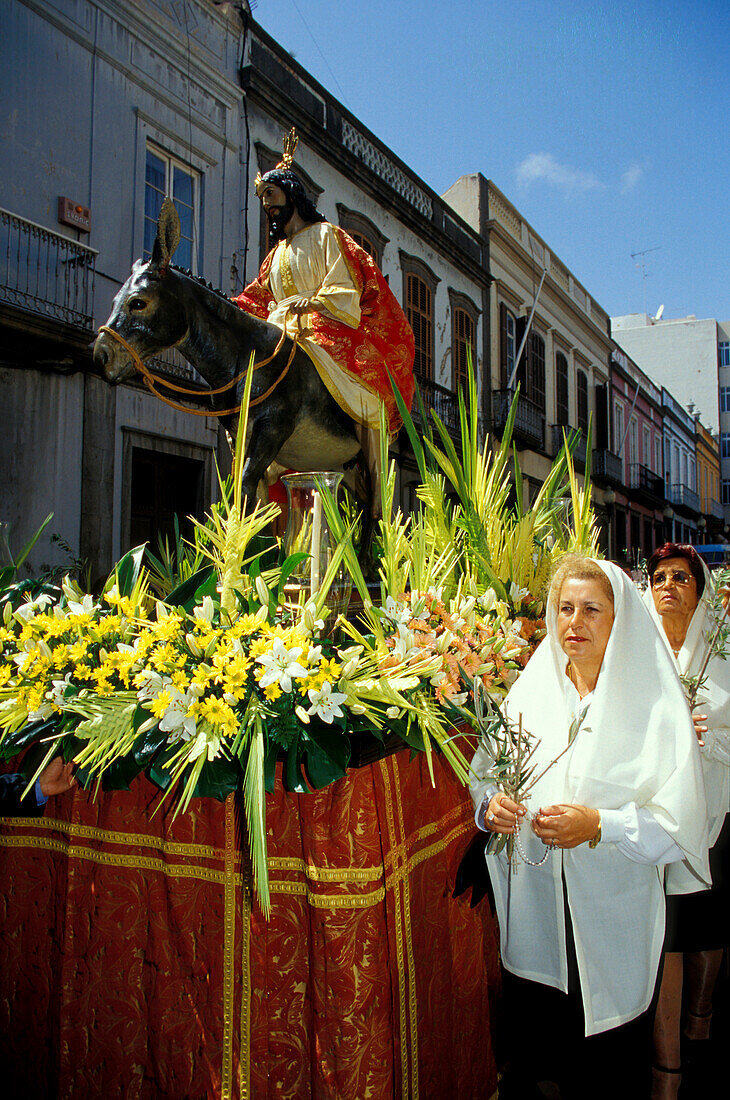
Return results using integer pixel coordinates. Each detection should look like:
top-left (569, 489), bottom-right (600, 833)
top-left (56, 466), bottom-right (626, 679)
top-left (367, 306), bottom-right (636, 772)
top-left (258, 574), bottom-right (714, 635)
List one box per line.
top-left (97, 311), bottom-right (301, 417)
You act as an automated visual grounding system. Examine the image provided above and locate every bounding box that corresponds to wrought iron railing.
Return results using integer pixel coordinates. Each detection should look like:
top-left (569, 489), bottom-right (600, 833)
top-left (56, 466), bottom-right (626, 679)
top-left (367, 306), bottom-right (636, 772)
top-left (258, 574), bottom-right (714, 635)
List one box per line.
top-left (492, 389), bottom-right (544, 450)
top-left (629, 463), bottom-right (665, 500)
top-left (0, 207), bottom-right (97, 329)
top-left (706, 498), bottom-right (724, 521)
top-left (668, 482), bottom-right (701, 514)
top-left (592, 449), bottom-right (623, 485)
top-left (551, 424), bottom-right (587, 466)
top-left (413, 376), bottom-right (460, 438)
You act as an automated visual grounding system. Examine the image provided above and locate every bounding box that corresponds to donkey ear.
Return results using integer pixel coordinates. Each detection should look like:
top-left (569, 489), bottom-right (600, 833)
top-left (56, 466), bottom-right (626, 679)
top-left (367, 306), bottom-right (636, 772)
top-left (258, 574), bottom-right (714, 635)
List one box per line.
top-left (150, 197), bottom-right (181, 271)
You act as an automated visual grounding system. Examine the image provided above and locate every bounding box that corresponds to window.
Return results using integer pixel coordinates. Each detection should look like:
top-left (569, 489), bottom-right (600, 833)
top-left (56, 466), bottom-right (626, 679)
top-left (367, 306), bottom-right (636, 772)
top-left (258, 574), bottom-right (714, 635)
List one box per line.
top-left (721, 387), bottom-right (730, 412)
top-left (719, 342), bottom-right (730, 367)
top-left (500, 303), bottom-right (517, 388)
top-left (723, 479), bottom-right (730, 505)
top-left (576, 370), bottom-right (588, 433)
top-left (449, 291), bottom-right (478, 393)
top-left (629, 418), bottom-right (638, 465)
top-left (555, 352), bottom-right (569, 425)
top-left (655, 436), bottom-right (662, 476)
top-left (643, 425), bottom-right (651, 467)
top-left (144, 146), bottom-right (199, 272)
top-left (689, 456), bottom-right (696, 492)
top-left (401, 253), bottom-right (439, 384)
top-left (336, 204), bottom-right (388, 268)
top-left (525, 332), bottom-right (546, 411)
top-left (722, 433), bottom-right (730, 460)
top-left (614, 401), bottom-right (624, 455)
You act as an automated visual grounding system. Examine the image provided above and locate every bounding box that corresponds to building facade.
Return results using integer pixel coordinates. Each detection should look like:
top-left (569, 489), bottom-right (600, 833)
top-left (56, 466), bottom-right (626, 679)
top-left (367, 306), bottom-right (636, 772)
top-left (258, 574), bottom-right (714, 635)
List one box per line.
top-left (661, 388), bottom-right (701, 544)
top-left (442, 175), bottom-right (617, 548)
top-left (613, 311), bottom-right (730, 526)
top-left (695, 419), bottom-right (723, 541)
top-left (1, 0), bottom-right (488, 580)
top-left (608, 346), bottom-right (667, 563)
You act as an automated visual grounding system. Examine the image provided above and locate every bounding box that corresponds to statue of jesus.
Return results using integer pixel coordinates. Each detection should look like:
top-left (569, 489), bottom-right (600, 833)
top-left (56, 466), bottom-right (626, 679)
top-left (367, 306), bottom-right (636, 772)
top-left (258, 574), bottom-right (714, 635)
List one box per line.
top-left (233, 130), bottom-right (415, 502)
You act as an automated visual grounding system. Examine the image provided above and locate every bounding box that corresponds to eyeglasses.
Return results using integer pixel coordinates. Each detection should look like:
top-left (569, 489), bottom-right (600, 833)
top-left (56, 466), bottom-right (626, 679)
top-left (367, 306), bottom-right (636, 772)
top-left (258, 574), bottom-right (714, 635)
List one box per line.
top-left (651, 569), bottom-right (693, 588)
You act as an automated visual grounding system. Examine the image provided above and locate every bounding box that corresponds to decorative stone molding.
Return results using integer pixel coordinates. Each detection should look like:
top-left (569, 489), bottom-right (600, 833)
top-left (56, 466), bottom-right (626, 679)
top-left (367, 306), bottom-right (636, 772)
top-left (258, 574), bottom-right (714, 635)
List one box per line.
top-left (341, 120), bottom-right (432, 218)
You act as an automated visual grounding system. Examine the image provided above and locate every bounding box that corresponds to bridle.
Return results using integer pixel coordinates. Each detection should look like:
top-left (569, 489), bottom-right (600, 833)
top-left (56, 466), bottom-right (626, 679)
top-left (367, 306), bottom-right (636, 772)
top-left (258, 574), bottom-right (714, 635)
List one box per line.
top-left (97, 309), bottom-right (301, 417)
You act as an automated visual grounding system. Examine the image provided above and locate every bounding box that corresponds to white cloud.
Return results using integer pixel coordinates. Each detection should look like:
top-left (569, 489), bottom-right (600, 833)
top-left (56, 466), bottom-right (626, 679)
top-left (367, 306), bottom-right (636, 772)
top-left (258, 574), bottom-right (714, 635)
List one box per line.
top-left (516, 152), bottom-right (605, 193)
top-left (620, 163), bottom-right (644, 193)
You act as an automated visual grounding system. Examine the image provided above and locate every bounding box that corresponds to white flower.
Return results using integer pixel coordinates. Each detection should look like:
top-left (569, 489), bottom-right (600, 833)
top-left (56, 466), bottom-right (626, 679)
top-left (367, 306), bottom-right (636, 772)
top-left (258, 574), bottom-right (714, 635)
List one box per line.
top-left (339, 656), bottom-right (359, 679)
top-left (478, 588), bottom-right (497, 612)
top-left (254, 576), bottom-right (270, 607)
top-left (390, 624), bottom-right (421, 665)
top-left (295, 705), bottom-right (311, 725)
top-left (306, 644), bottom-right (323, 666)
top-left (509, 583), bottom-right (530, 605)
top-left (307, 682), bottom-right (347, 724)
top-left (192, 595), bottom-right (216, 627)
top-left (66, 593), bottom-right (97, 617)
top-left (385, 706), bottom-right (401, 719)
top-left (157, 687), bottom-right (197, 741)
top-left (383, 596), bottom-right (412, 627)
top-left (303, 601), bottom-right (325, 633)
top-left (47, 673), bottom-right (74, 706)
top-left (256, 639), bottom-right (309, 693)
top-left (14, 594), bottom-right (54, 622)
top-left (134, 669), bottom-right (167, 701)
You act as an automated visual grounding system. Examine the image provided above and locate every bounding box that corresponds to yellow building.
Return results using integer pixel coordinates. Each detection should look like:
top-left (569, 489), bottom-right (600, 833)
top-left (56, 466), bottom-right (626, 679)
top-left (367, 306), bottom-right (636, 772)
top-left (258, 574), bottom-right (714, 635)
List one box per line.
top-left (695, 419), bottom-right (724, 539)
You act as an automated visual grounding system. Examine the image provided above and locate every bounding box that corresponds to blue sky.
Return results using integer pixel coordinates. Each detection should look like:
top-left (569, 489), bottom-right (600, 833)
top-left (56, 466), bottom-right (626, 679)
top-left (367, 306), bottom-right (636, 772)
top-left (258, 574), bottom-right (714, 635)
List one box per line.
top-left (253, 0), bottom-right (730, 323)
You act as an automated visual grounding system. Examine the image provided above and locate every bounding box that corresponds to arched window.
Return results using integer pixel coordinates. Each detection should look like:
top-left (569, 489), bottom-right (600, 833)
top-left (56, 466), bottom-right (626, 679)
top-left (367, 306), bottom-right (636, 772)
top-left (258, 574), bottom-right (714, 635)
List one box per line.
top-left (449, 290), bottom-right (479, 393)
top-left (336, 204), bottom-right (388, 268)
top-left (499, 303), bottom-right (517, 388)
top-left (401, 252), bottom-right (439, 384)
top-left (555, 351), bottom-right (569, 425)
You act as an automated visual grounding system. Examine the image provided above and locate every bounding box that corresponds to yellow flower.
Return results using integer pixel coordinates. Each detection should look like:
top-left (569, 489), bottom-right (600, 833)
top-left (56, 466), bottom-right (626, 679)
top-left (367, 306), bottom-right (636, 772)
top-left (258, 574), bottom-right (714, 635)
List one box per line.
top-left (318, 656), bottom-right (342, 680)
top-left (230, 614), bottom-right (261, 637)
top-left (249, 637), bottom-right (270, 660)
top-left (0, 664), bottom-right (12, 687)
top-left (198, 696), bottom-right (238, 736)
top-left (262, 681), bottom-right (282, 702)
top-left (68, 640), bottom-right (89, 663)
top-left (149, 690), bottom-right (172, 719)
top-left (170, 670), bottom-right (190, 692)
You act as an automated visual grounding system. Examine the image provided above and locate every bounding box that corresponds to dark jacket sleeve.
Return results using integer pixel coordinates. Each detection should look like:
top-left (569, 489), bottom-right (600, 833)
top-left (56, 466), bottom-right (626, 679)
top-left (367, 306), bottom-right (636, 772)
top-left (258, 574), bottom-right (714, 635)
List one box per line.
top-left (0, 773), bottom-right (44, 817)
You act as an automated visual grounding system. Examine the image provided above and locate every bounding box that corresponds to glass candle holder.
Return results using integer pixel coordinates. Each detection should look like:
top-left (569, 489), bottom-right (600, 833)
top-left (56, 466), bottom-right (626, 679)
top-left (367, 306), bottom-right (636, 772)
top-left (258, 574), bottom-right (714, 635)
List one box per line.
top-left (281, 472), bottom-right (352, 625)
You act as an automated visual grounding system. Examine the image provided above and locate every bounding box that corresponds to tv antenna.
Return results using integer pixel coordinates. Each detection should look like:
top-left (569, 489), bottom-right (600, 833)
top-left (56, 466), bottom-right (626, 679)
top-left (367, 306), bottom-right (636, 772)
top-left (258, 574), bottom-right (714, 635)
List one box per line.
top-left (631, 246), bottom-right (661, 315)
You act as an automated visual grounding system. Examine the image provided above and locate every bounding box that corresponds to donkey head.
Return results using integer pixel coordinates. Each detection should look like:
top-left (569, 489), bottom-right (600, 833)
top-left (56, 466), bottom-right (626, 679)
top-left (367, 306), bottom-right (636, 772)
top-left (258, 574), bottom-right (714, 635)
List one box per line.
top-left (94, 198), bottom-right (189, 383)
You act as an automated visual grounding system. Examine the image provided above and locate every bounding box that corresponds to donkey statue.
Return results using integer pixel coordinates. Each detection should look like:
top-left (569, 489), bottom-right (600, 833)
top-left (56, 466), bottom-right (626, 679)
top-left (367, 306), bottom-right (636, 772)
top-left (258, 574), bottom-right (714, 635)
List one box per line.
top-left (94, 200), bottom-right (369, 534)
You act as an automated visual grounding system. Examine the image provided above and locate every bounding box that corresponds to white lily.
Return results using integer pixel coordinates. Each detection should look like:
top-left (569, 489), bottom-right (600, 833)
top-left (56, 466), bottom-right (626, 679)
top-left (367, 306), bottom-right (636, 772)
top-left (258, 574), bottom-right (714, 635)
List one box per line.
top-left (256, 639), bottom-right (309, 693)
top-left (307, 682), bottom-right (347, 724)
top-left (66, 593), bottom-right (97, 617)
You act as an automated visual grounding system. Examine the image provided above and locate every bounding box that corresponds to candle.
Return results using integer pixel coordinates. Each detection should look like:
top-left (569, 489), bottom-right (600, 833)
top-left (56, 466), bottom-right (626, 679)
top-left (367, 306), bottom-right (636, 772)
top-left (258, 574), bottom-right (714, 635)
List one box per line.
top-left (310, 488), bottom-right (322, 595)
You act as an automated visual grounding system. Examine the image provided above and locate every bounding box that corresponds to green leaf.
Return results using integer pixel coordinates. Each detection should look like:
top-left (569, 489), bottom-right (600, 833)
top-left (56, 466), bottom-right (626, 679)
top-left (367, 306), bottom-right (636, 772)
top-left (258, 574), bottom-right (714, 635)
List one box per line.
top-left (283, 743), bottom-right (309, 793)
top-left (0, 718), bottom-right (59, 760)
top-left (277, 552), bottom-right (310, 602)
top-left (303, 722), bottom-right (351, 788)
top-left (12, 513), bottom-right (54, 570)
top-left (166, 565), bottom-right (216, 611)
top-left (193, 755), bottom-right (241, 800)
top-left (112, 544), bottom-right (146, 597)
top-left (263, 740), bottom-right (279, 793)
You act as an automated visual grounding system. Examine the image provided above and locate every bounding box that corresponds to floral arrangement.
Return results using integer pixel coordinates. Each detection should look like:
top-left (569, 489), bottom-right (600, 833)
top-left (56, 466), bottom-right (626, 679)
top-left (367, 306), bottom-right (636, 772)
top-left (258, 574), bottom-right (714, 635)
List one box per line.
top-left (0, 363), bottom-right (591, 914)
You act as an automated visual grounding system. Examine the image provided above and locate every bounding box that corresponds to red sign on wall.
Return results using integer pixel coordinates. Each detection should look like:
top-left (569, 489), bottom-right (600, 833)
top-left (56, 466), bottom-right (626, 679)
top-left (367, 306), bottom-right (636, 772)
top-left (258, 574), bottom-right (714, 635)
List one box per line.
top-left (58, 196), bottom-right (91, 233)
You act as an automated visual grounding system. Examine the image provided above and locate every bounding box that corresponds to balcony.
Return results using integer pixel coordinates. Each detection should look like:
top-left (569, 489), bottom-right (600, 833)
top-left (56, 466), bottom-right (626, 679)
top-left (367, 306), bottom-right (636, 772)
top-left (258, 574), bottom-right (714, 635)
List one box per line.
top-left (551, 424), bottom-right (587, 468)
top-left (593, 449), bottom-right (623, 486)
top-left (706, 498), bottom-right (724, 521)
top-left (668, 482), bottom-right (701, 515)
top-left (412, 376), bottom-right (460, 439)
top-left (0, 207), bottom-right (97, 330)
top-left (492, 389), bottom-right (545, 450)
top-left (629, 463), bottom-right (665, 503)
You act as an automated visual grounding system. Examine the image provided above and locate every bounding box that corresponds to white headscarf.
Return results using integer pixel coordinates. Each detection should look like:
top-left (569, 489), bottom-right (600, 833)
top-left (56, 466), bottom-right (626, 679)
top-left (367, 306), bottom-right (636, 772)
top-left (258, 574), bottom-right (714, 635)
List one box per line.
top-left (504, 559), bottom-right (709, 884)
top-left (643, 559), bottom-right (730, 859)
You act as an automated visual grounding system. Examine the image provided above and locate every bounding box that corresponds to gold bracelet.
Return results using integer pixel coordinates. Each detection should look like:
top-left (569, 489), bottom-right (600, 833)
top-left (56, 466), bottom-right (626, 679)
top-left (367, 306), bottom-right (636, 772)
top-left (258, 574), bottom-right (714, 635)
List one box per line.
top-left (588, 815), bottom-right (602, 849)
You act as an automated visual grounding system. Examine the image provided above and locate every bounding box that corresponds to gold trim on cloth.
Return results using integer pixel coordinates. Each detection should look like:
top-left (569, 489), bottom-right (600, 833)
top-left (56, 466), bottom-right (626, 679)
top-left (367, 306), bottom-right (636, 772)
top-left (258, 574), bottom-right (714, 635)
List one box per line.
top-left (278, 242), bottom-right (297, 298)
top-left (379, 757), bottom-right (414, 1099)
top-left (222, 794), bottom-right (236, 1100)
top-left (392, 756), bottom-right (420, 1095)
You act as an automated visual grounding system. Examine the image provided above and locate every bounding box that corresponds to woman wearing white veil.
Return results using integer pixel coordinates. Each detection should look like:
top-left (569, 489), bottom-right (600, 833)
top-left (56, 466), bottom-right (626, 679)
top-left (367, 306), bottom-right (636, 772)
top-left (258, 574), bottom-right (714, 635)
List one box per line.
top-left (643, 544), bottom-right (730, 1098)
top-left (470, 556), bottom-right (709, 1098)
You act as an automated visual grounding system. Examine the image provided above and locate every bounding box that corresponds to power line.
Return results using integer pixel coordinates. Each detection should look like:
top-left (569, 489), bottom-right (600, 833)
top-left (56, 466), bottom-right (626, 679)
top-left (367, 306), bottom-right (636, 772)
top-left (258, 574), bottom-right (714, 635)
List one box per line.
top-left (287, 0), bottom-right (350, 106)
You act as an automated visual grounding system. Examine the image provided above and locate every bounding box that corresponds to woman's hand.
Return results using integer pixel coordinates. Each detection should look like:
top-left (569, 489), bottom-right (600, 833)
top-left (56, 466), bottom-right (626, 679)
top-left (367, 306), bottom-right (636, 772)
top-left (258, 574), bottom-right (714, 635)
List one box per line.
top-left (692, 709), bottom-right (707, 747)
top-left (532, 804), bottom-right (600, 849)
top-left (485, 792), bottom-right (526, 834)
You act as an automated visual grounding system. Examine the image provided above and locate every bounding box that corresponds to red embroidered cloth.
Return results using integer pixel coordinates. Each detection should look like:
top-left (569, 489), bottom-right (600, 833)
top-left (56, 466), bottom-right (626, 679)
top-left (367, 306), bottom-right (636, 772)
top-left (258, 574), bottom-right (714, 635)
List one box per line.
top-left (233, 225), bottom-right (416, 435)
top-left (0, 752), bottom-right (499, 1098)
